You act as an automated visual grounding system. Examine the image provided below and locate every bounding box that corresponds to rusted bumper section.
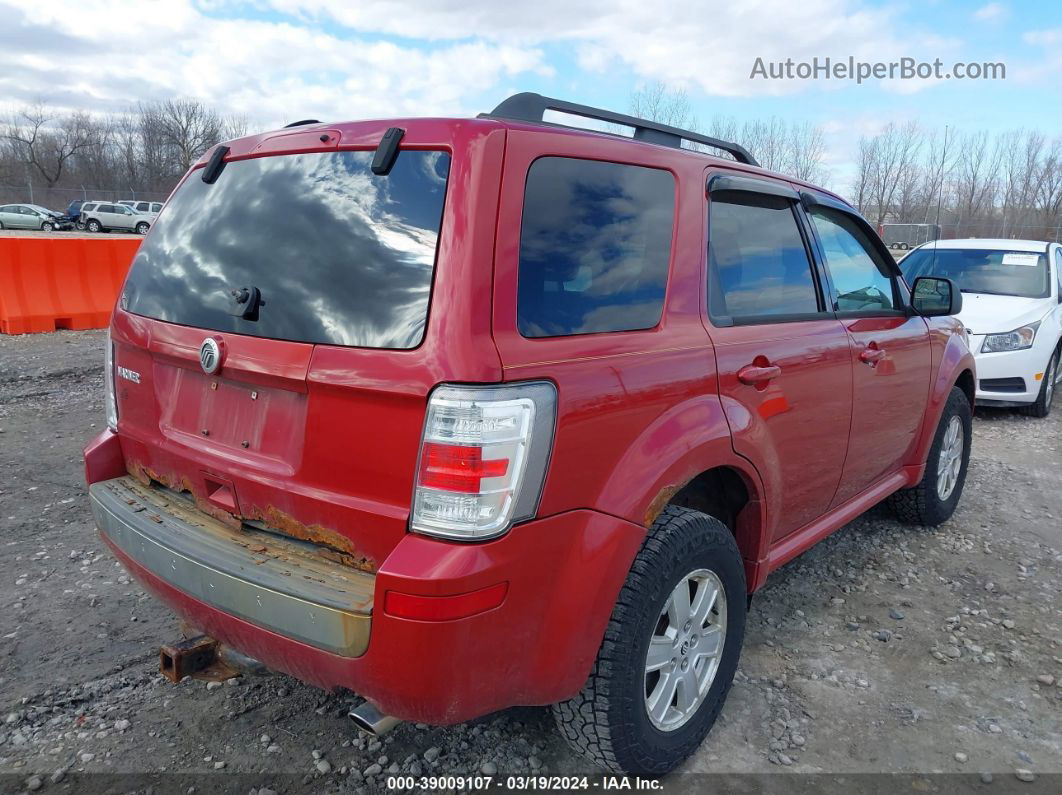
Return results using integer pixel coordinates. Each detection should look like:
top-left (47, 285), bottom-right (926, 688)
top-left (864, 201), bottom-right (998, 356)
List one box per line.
top-left (88, 476), bottom-right (374, 658)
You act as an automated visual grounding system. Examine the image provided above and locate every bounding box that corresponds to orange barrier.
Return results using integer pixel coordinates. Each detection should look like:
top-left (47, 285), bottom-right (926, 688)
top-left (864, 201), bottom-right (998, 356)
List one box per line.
top-left (0, 237), bottom-right (140, 334)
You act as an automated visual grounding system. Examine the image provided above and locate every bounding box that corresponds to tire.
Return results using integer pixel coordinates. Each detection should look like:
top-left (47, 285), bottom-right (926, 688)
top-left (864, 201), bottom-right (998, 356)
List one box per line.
top-left (86, 219), bottom-right (101, 233)
top-left (552, 506), bottom-right (746, 776)
top-left (1019, 347), bottom-right (1059, 418)
top-left (888, 386), bottom-right (972, 526)
top-left (0, 220), bottom-right (4, 230)
top-left (41, 221), bottom-right (54, 232)
top-left (135, 221), bottom-right (150, 235)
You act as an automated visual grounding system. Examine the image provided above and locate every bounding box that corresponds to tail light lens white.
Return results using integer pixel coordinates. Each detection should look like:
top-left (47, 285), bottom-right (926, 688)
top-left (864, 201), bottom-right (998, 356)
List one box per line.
top-left (411, 382), bottom-right (557, 540)
top-left (104, 332), bottom-right (118, 432)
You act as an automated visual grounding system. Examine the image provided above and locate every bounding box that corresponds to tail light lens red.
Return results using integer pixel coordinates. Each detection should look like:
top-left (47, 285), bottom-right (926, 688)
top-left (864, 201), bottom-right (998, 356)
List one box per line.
top-left (410, 382), bottom-right (557, 540)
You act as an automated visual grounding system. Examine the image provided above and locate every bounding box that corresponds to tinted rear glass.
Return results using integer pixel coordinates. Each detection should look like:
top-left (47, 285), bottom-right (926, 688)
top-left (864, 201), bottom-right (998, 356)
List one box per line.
top-left (517, 157), bottom-right (675, 337)
top-left (122, 149), bottom-right (450, 348)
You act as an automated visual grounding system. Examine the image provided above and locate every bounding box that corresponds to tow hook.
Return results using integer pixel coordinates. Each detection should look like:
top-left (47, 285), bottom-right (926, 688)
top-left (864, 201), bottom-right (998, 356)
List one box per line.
top-left (159, 635), bottom-right (238, 683)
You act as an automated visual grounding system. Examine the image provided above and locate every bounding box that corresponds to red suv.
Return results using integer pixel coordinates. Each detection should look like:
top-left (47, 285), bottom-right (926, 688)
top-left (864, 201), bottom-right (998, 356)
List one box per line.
top-left (83, 94), bottom-right (975, 775)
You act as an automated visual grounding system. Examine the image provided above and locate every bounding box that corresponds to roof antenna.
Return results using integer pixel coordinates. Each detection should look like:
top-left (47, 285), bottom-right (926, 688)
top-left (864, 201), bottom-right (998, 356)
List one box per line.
top-left (928, 125), bottom-right (949, 276)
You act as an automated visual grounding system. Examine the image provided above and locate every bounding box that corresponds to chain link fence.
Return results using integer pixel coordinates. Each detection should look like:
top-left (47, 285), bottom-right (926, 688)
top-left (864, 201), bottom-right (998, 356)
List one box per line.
top-left (0, 184), bottom-right (170, 211)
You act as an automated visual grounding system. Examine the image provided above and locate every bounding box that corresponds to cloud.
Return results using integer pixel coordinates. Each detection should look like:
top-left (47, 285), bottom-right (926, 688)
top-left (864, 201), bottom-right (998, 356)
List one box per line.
top-left (1023, 28), bottom-right (1062, 46)
top-left (0, 0), bottom-right (956, 130)
top-left (260, 0), bottom-right (934, 98)
top-left (0, 0), bottom-right (546, 127)
top-left (973, 3), bottom-right (1007, 22)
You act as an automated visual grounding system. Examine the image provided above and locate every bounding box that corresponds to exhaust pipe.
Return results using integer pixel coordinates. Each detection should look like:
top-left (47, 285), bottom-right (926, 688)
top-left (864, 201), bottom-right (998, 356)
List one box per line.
top-left (349, 701), bottom-right (402, 736)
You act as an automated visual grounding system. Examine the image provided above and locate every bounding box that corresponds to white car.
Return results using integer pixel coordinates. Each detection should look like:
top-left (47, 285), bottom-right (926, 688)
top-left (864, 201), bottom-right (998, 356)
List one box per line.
top-left (80, 201), bottom-right (152, 235)
top-left (903, 238), bottom-right (1062, 417)
top-left (117, 200), bottom-right (163, 219)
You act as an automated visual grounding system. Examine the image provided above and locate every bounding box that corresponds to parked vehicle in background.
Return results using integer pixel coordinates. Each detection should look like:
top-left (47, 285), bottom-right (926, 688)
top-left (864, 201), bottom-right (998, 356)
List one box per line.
top-left (0, 203), bottom-right (71, 231)
top-left (903, 238), bottom-right (1062, 417)
top-left (117, 200), bottom-right (163, 218)
top-left (881, 222), bottom-right (940, 251)
top-left (83, 93), bottom-right (975, 776)
top-left (80, 202), bottom-right (151, 234)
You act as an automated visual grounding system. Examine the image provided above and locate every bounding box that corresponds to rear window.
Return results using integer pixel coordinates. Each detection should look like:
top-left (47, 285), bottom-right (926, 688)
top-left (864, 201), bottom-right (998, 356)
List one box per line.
top-left (517, 157), bottom-right (675, 337)
top-left (121, 149), bottom-right (451, 348)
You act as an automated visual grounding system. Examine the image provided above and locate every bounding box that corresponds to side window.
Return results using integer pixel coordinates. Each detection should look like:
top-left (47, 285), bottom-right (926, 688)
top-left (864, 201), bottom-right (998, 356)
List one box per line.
top-left (517, 157), bottom-right (675, 337)
top-left (99, 204), bottom-right (114, 213)
top-left (136, 202), bottom-right (149, 211)
top-left (809, 207), bottom-right (897, 313)
top-left (1055, 249), bottom-right (1062, 295)
top-left (152, 203), bottom-right (163, 213)
top-left (707, 192), bottom-right (821, 322)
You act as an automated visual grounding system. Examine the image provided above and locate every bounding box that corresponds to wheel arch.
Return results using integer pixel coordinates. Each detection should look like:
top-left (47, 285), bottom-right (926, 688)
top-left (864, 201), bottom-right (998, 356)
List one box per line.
top-left (592, 394), bottom-right (768, 592)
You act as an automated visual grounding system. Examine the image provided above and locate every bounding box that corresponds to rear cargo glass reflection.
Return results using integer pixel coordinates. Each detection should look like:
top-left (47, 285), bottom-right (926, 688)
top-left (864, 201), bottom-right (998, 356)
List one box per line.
top-left (121, 149), bottom-right (450, 348)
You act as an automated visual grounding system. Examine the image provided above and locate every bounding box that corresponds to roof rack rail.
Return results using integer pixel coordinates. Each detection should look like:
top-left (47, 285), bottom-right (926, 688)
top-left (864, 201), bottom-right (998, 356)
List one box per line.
top-left (481, 92), bottom-right (758, 166)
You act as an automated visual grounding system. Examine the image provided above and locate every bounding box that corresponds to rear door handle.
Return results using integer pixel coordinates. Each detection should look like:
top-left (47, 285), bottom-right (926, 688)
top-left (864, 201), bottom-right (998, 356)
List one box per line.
top-left (737, 364), bottom-right (782, 385)
top-left (859, 345), bottom-right (886, 365)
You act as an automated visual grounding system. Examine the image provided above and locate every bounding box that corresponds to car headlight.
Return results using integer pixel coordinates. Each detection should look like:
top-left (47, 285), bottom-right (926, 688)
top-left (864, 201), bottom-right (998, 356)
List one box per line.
top-left (981, 321), bottom-right (1039, 353)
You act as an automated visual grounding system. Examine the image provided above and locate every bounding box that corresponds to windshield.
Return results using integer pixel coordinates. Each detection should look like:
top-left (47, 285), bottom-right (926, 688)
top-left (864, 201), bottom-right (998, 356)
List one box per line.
top-left (901, 246), bottom-right (1050, 299)
top-left (121, 148), bottom-right (451, 348)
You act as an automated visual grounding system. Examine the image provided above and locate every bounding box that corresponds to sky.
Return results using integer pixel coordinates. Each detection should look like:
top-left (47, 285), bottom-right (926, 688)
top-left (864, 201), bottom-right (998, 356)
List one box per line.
top-left (2, 0), bottom-right (1061, 188)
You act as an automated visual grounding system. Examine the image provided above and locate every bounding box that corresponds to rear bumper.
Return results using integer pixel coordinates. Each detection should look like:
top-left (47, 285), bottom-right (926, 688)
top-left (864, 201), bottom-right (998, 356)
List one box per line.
top-left (89, 477), bottom-right (373, 657)
top-left (84, 436), bottom-right (646, 724)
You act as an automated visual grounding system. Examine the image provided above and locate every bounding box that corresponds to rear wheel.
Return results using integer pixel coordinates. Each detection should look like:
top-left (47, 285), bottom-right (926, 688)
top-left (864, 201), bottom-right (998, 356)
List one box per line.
top-left (86, 219), bottom-right (101, 233)
top-left (552, 506), bottom-right (746, 775)
top-left (1020, 348), bottom-right (1059, 418)
top-left (888, 386), bottom-right (971, 526)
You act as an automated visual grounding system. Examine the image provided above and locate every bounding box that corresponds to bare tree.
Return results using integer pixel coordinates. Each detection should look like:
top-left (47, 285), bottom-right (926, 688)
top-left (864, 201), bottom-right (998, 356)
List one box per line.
top-left (860, 121), bottom-right (924, 228)
top-left (3, 103), bottom-right (96, 189)
top-left (146, 99), bottom-right (225, 174)
top-left (629, 82), bottom-right (699, 130)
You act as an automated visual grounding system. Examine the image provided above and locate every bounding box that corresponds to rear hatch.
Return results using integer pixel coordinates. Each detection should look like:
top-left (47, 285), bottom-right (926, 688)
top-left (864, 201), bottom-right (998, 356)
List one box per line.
top-left (110, 120), bottom-right (504, 570)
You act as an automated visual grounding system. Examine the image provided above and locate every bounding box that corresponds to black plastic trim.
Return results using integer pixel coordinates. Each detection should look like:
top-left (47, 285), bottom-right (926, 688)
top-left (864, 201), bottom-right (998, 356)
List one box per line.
top-left (483, 92), bottom-right (759, 166)
top-left (201, 145), bottom-right (230, 184)
top-left (371, 127), bottom-right (405, 176)
top-left (707, 174), bottom-right (799, 199)
top-left (284, 119), bottom-right (321, 128)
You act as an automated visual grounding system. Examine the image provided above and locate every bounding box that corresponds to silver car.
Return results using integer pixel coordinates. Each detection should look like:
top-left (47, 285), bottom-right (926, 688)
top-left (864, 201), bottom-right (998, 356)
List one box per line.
top-left (0, 203), bottom-right (65, 231)
top-left (81, 202), bottom-right (151, 235)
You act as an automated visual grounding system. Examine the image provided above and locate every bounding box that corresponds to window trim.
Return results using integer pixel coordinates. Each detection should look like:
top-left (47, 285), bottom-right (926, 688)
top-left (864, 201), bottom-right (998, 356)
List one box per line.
top-left (706, 184), bottom-right (831, 328)
top-left (516, 154), bottom-right (678, 340)
top-left (800, 197), bottom-right (910, 318)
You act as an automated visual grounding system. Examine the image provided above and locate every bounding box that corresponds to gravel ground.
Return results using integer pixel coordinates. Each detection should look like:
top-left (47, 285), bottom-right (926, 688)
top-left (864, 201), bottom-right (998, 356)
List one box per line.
top-left (1, 330), bottom-right (1060, 793)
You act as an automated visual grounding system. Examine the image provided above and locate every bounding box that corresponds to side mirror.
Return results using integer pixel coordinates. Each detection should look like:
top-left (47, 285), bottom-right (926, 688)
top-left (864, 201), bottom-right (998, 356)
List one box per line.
top-left (911, 276), bottom-right (962, 317)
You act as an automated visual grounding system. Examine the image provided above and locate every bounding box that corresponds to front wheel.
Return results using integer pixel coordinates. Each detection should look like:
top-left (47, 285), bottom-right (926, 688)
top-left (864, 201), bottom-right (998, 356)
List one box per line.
top-left (888, 386), bottom-right (972, 526)
top-left (41, 221), bottom-right (54, 232)
top-left (1020, 347), bottom-right (1059, 418)
top-left (135, 222), bottom-right (150, 235)
top-left (552, 506), bottom-right (746, 775)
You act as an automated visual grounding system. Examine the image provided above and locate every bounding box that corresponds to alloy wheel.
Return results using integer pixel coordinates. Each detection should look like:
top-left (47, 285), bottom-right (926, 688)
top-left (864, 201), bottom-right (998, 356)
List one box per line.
top-left (644, 568), bottom-right (726, 732)
top-left (936, 415), bottom-right (964, 501)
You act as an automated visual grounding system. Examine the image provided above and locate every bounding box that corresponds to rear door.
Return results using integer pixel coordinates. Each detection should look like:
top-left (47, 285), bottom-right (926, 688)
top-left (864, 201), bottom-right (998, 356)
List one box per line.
top-left (803, 197), bottom-right (931, 505)
top-left (705, 173), bottom-right (853, 542)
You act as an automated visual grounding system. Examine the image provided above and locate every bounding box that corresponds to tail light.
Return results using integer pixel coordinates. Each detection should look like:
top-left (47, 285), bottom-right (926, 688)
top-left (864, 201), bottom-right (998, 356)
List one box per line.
top-left (104, 331), bottom-right (118, 432)
top-left (411, 382), bottom-right (557, 540)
